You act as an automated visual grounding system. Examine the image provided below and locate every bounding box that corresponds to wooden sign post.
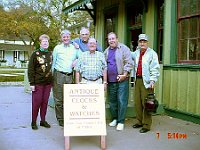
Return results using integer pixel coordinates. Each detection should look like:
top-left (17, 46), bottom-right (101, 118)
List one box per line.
top-left (64, 84), bottom-right (107, 150)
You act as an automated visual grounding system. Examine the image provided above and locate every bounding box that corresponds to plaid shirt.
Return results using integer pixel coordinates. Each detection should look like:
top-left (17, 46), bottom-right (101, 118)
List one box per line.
top-left (75, 51), bottom-right (107, 80)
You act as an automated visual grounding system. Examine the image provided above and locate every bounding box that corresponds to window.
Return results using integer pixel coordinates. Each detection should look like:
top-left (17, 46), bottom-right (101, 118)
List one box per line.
top-left (0, 50), bottom-right (4, 60)
top-left (104, 8), bottom-right (118, 48)
top-left (178, 0), bottom-right (200, 63)
top-left (126, 3), bottom-right (143, 52)
top-left (13, 51), bottom-right (20, 62)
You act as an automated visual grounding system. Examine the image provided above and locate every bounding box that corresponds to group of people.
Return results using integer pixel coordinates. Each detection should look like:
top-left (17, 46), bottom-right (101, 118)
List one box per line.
top-left (28, 27), bottom-right (160, 134)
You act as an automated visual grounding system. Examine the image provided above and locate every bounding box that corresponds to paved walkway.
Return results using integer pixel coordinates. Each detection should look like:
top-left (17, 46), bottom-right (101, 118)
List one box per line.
top-left (0, 86), bottom-right (200, 150)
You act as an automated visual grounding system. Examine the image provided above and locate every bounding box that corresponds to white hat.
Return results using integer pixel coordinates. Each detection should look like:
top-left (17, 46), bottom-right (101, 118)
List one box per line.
top-left (138, 34), bottom-right (148, 41)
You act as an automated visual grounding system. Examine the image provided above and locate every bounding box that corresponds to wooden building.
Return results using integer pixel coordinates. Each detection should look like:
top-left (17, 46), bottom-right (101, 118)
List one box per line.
top-left (63, 0), bottom-right (200, 123)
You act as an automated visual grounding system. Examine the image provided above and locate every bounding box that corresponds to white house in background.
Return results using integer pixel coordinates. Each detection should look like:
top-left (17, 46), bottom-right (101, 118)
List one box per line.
top-left (0, 40), bottom-right (33, 67)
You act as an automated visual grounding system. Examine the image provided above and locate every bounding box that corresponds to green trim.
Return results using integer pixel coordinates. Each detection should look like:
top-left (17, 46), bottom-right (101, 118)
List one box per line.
top-left (164, 107), bottom-right (200, 124)
top-left (163, 64), bottom-right (200, 70)
top-left (153, 0), bottom-right (158, 52)
top-left (170, 0), bottom-right (178, 64)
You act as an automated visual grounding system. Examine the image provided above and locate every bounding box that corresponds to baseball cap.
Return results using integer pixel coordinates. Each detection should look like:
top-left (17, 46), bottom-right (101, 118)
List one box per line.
top-left (138, 34), bottom-right (148, 41)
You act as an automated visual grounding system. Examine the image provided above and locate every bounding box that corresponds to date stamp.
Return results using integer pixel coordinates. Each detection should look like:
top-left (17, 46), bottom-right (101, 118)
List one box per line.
top-left (156, 132), bottom-right (187, 139)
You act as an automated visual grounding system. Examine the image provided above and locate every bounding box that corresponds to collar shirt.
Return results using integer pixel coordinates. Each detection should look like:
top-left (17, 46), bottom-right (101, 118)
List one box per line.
top-left (52, 43), bottom-right (81, 73)
top-left (72, 38), bottom-right (103, 52)
top-left (107, 47), bottom-right (118, 82)
top-left (104, 42), bottom-right (133, 75)
top-left (132, 47), bottom-right (160, 88)
top-left (136, 50), bottom-right (146, 77)
top-left (75, 51), bottom-right (107, 80)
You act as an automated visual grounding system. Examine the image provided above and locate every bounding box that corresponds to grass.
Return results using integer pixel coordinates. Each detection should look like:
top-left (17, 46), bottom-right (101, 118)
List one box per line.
top-left (0, 68), bottom-right (25, 82)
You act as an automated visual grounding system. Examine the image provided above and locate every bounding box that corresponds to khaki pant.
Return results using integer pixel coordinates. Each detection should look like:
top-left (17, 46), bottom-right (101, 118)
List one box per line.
top-left (134, 78), bottom-right (153, 129)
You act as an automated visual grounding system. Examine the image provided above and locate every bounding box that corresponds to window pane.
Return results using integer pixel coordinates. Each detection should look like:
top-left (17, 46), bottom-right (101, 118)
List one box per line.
top-left (189, 39), bottom-right (197, 60)
top-left (180, 40), bottom-right (187, 60)
top-left (190, 17), bottom-right (197, 37)
top-left (190, 0), bottom-right (198, 14)
top-left (180, 0), bottom-right (189, 16)
top-left (197, 39), bottom-right (200, 60)
top-left (180, 19), bottom-right (188, 39)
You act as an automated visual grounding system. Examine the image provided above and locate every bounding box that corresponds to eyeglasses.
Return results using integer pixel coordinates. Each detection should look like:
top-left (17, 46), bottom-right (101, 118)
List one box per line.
top-left (81, 34), bottom-right (89, 36)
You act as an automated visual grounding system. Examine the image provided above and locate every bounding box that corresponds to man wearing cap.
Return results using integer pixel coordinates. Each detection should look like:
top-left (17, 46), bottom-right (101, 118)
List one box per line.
top-left (52, 30), bottom-right (81, 126)
top-left (132, 34), bottom-right (160, 133)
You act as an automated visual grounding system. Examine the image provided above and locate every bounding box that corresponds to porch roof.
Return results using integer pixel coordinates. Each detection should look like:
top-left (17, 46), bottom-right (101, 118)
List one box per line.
top-left (0, 43), bottom-right (32, 51)
top-left (62, 0), bottom-right (95, 13)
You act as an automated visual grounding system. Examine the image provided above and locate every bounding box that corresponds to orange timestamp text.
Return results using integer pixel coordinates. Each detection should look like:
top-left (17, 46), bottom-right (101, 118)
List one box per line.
top-left (156, 132), bottom-right (187, 139)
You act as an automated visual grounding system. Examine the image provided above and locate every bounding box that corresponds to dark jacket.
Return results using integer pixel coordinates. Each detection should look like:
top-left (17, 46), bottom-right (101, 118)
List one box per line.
top-left (28, 49), bottom-right (53, 85)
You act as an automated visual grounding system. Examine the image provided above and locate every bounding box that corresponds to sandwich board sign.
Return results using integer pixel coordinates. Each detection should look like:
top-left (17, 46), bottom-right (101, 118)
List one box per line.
top-left (63, 84), bottom-right (106, 149)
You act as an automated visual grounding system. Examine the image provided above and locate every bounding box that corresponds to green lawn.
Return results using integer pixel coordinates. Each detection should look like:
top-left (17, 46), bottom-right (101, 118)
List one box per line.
top-left (0, 68), bottom-right (25, 82)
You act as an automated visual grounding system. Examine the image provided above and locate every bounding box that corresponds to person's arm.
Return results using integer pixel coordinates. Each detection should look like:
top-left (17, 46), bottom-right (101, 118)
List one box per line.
top-left (71, 38), bottom-right (80, 49)
top-left (75, 71), bottom-right (81, 84)
top-left (149, 51), bottom-right (160, 89)
top-left (28, 52), bottom-right (36, 91)
top-left (51, 46), bottom-right (57, 73)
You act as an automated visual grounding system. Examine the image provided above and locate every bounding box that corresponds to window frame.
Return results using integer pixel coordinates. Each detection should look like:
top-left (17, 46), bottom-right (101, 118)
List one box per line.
top-left (177, 0), bottom-right (200, 64)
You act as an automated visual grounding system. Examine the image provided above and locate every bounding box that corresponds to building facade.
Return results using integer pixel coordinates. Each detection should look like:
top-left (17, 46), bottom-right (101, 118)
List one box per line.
top-left (0, 40), bottom-right (31, 67)
top-left (63, 0), bottom-right (200, 123)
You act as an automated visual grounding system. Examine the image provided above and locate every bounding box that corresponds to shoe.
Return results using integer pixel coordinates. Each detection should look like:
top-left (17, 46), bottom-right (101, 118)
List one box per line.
top-left (31, 122), bottom-right (38, 130)
top-left (109, 119), bottom-right (117, 127)
top-left (59, 120), bottom-right (64, 127)
top-left (40, 121), bottom-right (51, 128)
top-left (132, 124), bottom-right (143, 128)
top-left (139, 128), bottom-right (150, 133)
top-left (116, 123), bottom-right (124, 131)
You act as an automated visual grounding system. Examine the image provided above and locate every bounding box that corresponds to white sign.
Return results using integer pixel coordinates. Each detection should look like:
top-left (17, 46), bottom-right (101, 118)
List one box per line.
top-left (64, 84), bottom-right (106, 136)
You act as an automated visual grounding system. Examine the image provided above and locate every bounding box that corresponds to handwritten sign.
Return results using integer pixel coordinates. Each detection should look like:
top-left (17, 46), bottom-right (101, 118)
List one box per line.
top-left (64, 84), bottom-right (106, 136)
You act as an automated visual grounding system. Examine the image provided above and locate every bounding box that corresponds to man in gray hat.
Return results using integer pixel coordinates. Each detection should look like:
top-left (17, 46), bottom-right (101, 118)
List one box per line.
top-left (52, 30), bottom-right (82, 126)
top-left (131, 34), bottom-right (160, 133)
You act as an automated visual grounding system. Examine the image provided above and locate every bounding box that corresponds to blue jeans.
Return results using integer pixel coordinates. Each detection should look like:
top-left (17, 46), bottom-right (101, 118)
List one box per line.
top-left (108, 80), bottom-right (129, 123)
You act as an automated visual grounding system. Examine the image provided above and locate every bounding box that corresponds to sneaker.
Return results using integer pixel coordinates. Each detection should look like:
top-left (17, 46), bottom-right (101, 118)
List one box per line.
top-left (40, 121), bottom-right (51, 128)
top-left (109, 119), bottom-right (117, 127)
top-left (116, 123), bottom-right (124, 131)
top-left (31, 122), bottom-right (38, 130)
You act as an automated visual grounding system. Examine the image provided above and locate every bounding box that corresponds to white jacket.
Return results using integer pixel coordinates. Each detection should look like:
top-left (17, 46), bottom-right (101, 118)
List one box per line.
top-left (131, 47), bottom-right (160, 89)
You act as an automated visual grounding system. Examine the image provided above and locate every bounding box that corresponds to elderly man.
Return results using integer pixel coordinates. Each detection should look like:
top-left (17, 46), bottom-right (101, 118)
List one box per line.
top-left (72, 27), bottom-right (102, 52)
top-left (75, 38), bottom-right (107, 85)
top-left (104, 32), bottom-right (133, 131)
top-left (52, 30), bottom-right (81, 127)
top-left (132, 34), bottom-right (160, 133)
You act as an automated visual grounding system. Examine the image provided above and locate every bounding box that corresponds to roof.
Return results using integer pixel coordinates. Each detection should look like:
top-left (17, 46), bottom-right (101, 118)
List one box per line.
top-left (63, 0), bottom-right (95, 13)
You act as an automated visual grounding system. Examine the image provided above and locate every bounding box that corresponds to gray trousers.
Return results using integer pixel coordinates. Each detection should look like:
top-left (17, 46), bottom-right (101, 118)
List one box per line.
top-left (53, 70), bottom-right (73, 122)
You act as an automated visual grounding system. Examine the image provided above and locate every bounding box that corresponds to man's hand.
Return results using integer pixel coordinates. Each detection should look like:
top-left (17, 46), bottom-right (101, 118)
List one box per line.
top-left (149, 81), bottom-right (155, 89)
top-left (73, 42), bottom-right (79, 49)
top-left (117, 75), bottom-right (127, 82)
top-left (30, 86), bottom-right (35, 91)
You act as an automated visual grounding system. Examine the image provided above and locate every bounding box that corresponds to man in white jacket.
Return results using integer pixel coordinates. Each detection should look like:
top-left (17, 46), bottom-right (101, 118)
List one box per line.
top-left (132, 34), bottom-right (160, 133)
